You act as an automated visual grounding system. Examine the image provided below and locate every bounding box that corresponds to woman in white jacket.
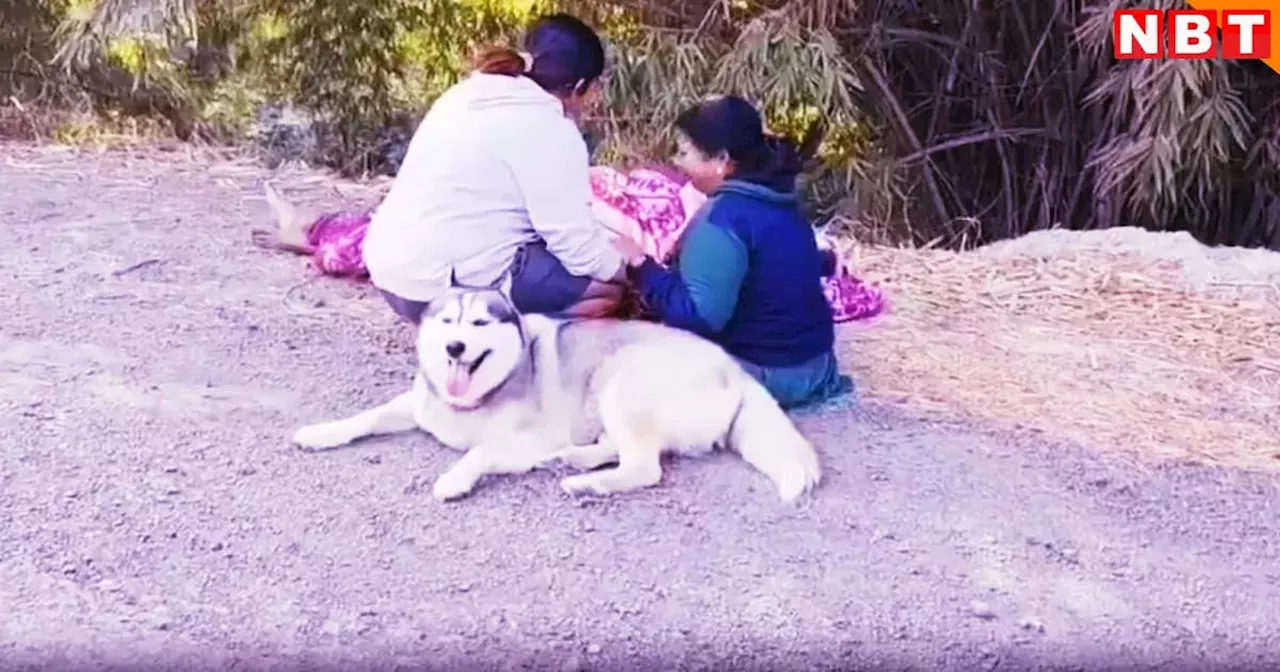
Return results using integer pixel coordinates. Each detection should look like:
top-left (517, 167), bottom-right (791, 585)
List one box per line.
top-left (361, 13), bottom-right (628, 321)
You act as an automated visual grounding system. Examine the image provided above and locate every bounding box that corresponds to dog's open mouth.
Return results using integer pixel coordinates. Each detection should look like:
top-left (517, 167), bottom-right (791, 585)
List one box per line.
top-left (445, 349), bottom-right (491, 398)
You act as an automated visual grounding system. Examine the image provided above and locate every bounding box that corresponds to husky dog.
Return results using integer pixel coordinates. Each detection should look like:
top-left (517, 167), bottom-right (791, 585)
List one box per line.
top-left (291, 273), bottom-right (822, 503)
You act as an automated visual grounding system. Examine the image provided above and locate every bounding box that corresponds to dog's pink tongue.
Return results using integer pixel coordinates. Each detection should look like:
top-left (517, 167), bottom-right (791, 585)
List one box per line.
top-left (446, 364), bottom-right (470, 397)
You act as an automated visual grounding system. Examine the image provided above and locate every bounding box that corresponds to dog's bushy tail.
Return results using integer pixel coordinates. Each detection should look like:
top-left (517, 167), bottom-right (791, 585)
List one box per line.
top-left (726, 371), bottom-right (821, 503)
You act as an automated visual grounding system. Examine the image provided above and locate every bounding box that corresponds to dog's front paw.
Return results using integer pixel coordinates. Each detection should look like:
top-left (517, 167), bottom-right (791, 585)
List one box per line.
top-left (431, 470), bottom-right (477, 502)
top-left (292, 423), bottom-right (351, 451)
top-left (559, 473), bottom-right (605, 497)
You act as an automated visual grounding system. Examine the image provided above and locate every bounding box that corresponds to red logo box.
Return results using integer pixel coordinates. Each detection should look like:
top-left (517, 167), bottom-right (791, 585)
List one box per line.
top-left (1114, 9), bottom-right (1164, 58)
top-left (1222, 10), bottom-right (1271, 58)
top-left (1112, 8), bottom-right (1272, 60)
top-left (1167, 10), bottom-right (1217, 59)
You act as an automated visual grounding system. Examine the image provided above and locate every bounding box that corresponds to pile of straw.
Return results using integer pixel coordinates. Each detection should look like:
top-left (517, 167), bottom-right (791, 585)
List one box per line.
top-left (838, 229), bottom-right (1280, 470)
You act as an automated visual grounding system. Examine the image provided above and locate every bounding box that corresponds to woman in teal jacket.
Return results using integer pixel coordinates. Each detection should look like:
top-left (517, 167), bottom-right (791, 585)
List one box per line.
top-left (612, 95), bottom-right (846, 409)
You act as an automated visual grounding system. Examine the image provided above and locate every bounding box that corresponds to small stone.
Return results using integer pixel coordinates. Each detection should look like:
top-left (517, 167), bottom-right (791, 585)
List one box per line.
top-left (968, 600), bottom-right (997, 620)
top-left (454, 582), bottom-right (473, 593)
top-left (586, 643), bottom-right (602, 655)
top-left (149, 606), bottom-right (174, 631)
top-left (1017, 616), bottom-right (1045, 633)
top-left (210, 542), bottom-right (224, 552)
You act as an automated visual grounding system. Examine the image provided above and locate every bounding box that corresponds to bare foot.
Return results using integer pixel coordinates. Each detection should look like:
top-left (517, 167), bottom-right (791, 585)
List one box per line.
top-left (251, 227), bottom-right (312, 255)
top-left (263, 182), bottom-right (312, 251)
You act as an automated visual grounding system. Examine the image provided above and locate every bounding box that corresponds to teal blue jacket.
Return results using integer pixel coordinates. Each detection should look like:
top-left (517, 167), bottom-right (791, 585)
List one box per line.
top-left (632, 178), bottom-right (834, 368)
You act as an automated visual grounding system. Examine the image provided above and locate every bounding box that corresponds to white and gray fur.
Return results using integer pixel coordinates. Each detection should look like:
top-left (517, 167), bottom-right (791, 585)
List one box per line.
top-left (291, 272), bottom-right (822, 503)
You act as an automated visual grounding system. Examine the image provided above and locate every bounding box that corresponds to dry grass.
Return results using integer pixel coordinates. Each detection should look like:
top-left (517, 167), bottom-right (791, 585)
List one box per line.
top-left (837, 233), bottom-right (1280, 471)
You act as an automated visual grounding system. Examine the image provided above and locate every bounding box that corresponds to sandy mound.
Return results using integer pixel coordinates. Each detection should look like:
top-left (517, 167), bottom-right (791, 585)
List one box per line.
top-left (978, 226), bottom-right (1280, 297)
top-left (840, 227), bottom-right (1280, 470)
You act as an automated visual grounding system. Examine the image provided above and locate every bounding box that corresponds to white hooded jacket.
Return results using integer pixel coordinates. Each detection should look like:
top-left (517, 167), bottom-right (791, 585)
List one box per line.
top-left (362, 72), bottom-right (623, 302)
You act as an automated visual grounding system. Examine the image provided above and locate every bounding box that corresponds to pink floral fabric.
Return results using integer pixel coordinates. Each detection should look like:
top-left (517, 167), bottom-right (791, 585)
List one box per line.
top-left (586, 165), bottom-right (885, 323)
top-left (305, 211), bottom-right (370, 278)
top-left (821, 260), bottom-right (886, 322)
top-left (303, 166), bottom-right (886, 322)
top-left (588, 166), bottom-right (705, 264)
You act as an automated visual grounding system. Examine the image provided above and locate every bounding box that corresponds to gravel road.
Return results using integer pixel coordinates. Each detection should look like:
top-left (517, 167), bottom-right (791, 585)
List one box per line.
top-left (2, 144), bottom-right (1278, 671)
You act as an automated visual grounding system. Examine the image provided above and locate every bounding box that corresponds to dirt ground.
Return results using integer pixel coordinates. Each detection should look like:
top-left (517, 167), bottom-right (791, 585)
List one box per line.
top-left (3, 143), bottom-right (1280, 671)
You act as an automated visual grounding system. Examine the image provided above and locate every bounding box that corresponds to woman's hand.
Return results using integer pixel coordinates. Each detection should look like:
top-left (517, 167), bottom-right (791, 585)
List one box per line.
top-left (610, 234), bottom-right (648, 267)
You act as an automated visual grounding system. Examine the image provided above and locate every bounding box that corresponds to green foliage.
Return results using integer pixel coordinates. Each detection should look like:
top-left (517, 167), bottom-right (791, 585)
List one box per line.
top-left (242, 0), bottom-right (534, 172)
top-left (1076, 4), bottom-right (1276, 246)
top-left (40, 0), bottom-right (533, 167)
top-left (198, 70), bottom-right (269, 137)
top-left (572, 0), bottom-right (1280, 248)
top-left (591, 9), bottom-right (901, 231)
top-left (1, 0), bottom-right (74, 104)
top-left (258, 0), bottom-right (426, 169)
top-left (390, 0), bottom-right (541, 111)
top-left (25, 0), bottom-right (1280, 249)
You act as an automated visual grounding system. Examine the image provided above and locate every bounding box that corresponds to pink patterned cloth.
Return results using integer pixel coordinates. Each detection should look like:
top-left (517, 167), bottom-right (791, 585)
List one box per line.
top-left (306, 211), bottom-right (370, 278)
top-left (589, 165), bottom-right (706, 264)
top-left (587, 165), bottom-right (885, 323)
top-left (302, 166), bottom-right (886, 322)
top-left (819, 252), bottom-right (887, 322)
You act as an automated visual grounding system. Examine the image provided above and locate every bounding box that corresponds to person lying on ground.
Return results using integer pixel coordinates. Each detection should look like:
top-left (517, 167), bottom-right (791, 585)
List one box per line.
top-left (252, 163), bottom-right (884, 327)
top-left (609, 95), bottom-right (848, 409)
